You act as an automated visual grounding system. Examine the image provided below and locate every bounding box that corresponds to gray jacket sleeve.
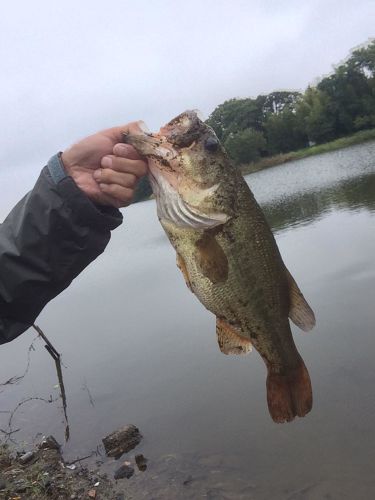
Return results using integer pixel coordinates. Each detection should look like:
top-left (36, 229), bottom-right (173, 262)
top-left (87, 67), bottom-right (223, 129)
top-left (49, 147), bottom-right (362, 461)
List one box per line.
top-left (0, 156), bottom-right (123, 344)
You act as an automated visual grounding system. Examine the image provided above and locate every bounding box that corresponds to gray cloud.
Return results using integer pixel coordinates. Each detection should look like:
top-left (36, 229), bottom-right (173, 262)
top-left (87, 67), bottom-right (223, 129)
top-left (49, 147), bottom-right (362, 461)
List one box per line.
top-left (0, 0), bottom-right (373, 215)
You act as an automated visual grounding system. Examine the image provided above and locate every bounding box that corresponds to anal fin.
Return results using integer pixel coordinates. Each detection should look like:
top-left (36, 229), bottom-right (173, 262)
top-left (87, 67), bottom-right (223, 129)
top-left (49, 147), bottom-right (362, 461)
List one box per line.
top-left (285, 268), bottom-right (316, 332)
top-left (216, 317), bottom-right (252, 355)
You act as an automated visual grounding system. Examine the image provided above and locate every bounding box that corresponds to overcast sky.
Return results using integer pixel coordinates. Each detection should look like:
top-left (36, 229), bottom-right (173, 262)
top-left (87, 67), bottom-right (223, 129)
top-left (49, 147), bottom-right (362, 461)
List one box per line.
top-left (0, 0), bottom-right (373, 215)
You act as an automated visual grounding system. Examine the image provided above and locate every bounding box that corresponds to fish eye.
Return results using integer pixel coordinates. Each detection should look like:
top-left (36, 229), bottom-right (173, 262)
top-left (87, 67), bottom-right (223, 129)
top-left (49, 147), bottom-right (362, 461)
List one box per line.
top-left (204, 137), bottom-right (219, 152)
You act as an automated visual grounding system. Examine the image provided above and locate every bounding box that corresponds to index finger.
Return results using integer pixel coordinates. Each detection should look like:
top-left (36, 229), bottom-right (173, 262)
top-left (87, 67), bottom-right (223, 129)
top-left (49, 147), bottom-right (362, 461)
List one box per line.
top-left (113, 143), bottom-right (143, 160)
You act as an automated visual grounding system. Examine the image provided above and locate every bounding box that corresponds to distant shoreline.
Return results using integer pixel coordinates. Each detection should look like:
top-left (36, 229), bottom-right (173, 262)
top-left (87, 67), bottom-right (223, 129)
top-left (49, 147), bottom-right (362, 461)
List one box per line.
top-left (240, 128), bottom-right (375, 175)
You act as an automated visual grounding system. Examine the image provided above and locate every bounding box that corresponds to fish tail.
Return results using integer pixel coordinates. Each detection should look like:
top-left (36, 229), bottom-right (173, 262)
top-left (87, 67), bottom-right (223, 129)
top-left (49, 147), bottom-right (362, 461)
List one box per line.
top-left (266, 359), bottom-right (312, 423)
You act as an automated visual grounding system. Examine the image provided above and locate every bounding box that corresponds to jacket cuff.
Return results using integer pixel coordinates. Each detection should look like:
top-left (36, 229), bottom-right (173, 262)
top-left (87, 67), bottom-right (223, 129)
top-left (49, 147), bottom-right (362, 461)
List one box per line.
top-left (43, 163), bottom-right (123, 231)
top-left (47, 152), bottom-right (67, 183)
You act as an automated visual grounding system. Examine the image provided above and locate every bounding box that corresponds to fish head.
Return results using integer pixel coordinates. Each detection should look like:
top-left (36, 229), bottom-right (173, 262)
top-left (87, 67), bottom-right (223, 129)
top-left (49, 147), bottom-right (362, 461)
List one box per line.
top-left (123, 110), bottom-right (237, 229)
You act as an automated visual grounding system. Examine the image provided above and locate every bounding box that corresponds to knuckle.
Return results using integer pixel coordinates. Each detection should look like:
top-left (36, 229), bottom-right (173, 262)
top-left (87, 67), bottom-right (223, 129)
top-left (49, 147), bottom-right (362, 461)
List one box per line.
top-left (100, 169), bottom-right (111, 182)
top-left (126, 174), bottom-right (137, 187)
top-left (134, 160), bottom-right (148, 177)
top-left (123, 188), bottom-right (134, 202)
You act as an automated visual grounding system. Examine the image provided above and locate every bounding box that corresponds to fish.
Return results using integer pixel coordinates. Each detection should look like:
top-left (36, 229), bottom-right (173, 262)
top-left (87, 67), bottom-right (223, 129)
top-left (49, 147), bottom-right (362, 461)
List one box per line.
top-left (124, 110), bottom-right (316, 423)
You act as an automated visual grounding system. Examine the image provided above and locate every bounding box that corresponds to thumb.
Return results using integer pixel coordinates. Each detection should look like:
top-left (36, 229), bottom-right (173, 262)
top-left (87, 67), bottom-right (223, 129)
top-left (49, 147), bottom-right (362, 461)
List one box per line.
top-left (105, 121), bottom-right (151, 143)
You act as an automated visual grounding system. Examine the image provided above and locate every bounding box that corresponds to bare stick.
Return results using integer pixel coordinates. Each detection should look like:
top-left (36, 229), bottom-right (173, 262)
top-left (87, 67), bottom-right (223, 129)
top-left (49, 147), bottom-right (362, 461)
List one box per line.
top-left (65, 451), bottom-right (97, 466)
top-left (32, 324), bottom-right (60, 359)
top-left (32, 324), bottom-right (70, 441)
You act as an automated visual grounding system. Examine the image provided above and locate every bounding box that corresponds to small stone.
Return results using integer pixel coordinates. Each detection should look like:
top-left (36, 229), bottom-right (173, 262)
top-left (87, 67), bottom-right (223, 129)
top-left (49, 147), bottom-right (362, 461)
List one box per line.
top-left (114, 464), bottom-right (134, 480)
top-left (135, 454), bottom-right (148, 472)
top-left (87, 489), bottom-right (96, 498)
top-left (183, 474), bottom-right (193, 485)
top-left (115, 494), bottom-right (125, 500)
top-left (102, 424), bottom-right (142, 459)
top-left (15, 480), bottom-right (28, 492)
top-left (18, 451), bottom-right (35, 464)
top-left (39, 435), bottom-right (60, 450)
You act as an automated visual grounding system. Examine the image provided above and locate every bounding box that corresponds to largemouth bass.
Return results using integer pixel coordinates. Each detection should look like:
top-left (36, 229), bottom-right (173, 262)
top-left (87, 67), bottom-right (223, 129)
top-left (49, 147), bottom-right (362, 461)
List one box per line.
top-left (124, 111), bottom-right (316, 423)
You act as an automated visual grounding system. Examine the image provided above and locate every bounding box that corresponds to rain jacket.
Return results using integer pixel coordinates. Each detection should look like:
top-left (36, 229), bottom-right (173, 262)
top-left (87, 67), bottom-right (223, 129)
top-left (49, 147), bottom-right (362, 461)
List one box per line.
top-left (0, 154), bottom-right (123, 344)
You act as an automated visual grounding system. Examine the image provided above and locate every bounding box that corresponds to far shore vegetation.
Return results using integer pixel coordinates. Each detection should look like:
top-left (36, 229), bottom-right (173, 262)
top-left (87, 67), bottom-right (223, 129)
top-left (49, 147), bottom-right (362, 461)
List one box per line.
top-left (206, 40), bottom-right (375, 170)
top-left (240, 127), bottom-right (375, 175)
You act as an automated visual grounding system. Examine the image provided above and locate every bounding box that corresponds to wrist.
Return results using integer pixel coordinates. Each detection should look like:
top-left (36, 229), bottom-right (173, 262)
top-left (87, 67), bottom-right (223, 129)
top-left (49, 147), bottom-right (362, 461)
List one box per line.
top-left (47, 153), bottom-right (68, 184)
top-left (60, 150), bottom-right (75, 178)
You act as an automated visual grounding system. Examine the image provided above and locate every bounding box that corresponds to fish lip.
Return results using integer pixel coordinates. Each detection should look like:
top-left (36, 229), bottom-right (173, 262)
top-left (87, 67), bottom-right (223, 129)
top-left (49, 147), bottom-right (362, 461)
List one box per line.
top-left (123, 110), bottom-right (206, 157)
top-left (123, 131), bottom-right (179, 163)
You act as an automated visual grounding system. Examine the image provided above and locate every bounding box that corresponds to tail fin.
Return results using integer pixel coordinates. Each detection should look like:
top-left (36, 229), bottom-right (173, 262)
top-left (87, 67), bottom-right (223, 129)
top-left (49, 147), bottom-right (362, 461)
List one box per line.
top-left (266, 360), bottom-right (312, 423)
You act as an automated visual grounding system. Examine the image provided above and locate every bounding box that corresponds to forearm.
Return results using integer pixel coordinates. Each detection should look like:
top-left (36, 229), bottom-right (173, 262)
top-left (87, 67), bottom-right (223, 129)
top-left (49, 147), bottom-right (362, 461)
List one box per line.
top-left (0, 157), bottom-right (123, 344)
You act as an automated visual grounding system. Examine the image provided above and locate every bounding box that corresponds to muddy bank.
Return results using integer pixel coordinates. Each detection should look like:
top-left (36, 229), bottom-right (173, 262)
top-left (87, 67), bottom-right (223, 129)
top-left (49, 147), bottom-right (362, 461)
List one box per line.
top-left (0, 439), bottom-right (124, 500)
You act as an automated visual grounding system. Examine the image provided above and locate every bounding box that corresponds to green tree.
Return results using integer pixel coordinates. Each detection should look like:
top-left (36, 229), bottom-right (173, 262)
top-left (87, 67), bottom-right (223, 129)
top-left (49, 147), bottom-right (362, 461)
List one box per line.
top-left (350, 41), bottom-right (375, 77)
top-left (262, 91), bottom-right (302, 116)
top-left (224, 128), bottom-right (266, 164)
top-left (206, 97), bottom-right (265, 142)
top-left (264, 109), bottom-right (307, 154)
top-left (296, 87), bottom-right (336, 143)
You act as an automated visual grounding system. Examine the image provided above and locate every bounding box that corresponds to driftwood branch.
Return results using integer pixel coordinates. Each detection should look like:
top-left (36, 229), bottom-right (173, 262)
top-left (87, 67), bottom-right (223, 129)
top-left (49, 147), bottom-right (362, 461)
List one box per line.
top-left (32, 324), bottom-right (70, 441)
top-left (32, 324), bottom-right (60, 359)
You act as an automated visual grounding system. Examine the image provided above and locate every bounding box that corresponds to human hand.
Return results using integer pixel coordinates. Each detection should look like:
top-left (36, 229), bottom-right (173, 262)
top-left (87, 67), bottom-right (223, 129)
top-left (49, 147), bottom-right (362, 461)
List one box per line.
top-left (61, 122), bottom-right (149, 208)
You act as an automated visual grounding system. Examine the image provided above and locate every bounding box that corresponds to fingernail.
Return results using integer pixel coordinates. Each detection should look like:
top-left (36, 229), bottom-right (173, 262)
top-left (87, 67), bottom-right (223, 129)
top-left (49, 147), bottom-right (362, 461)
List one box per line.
top-left (101, 156), bottom-right (112, 168)
top-left (115, 144), bottom-right (129, 154)
top-left (99, 183), bottom-right (107, 190)
top-left (93, 169), bottom-right (102, 180)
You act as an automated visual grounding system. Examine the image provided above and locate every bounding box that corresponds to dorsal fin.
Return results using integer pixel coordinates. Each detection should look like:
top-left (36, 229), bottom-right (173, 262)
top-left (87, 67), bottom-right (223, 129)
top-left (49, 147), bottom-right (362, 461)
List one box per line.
top-left (285, 268), bottom-right (315, 332)
top-left (216, 317), bottom-right (252, 355)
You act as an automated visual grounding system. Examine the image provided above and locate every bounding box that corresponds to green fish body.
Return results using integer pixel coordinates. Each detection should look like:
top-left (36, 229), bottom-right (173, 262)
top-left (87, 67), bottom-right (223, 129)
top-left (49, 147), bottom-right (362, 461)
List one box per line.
top-left (124, 111), bottom-right (315, 423)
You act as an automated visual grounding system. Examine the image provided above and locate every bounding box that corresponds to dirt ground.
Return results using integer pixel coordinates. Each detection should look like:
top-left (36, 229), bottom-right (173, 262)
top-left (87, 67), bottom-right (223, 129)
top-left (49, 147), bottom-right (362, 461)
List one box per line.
top-left (0, 441), bottom-right (124, 500)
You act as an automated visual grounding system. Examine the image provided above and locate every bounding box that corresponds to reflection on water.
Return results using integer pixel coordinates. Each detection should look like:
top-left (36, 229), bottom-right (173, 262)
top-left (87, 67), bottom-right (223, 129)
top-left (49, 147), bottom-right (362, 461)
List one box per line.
top-left (1, 141), bottom-right (375, 498)
top-left (264, 172), bottom-right (375, 233)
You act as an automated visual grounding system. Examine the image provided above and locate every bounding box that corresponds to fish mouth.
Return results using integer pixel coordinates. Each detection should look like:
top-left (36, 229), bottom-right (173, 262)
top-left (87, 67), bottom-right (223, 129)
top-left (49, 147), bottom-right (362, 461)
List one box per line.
top-left (123, 131), bottom-right (176, 160)
top-left (123, 110), bottom-right (205, 156)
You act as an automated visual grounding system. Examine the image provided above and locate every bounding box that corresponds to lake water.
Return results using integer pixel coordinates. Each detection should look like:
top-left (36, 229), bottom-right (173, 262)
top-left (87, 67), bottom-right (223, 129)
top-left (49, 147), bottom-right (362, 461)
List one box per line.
top-left (1, 141), bottom-right (375, 499)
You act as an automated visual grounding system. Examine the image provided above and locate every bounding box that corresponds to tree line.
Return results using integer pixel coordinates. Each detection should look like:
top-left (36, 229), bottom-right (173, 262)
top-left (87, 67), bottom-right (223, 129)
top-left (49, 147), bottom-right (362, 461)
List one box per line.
top-left (206, 40), bottom-right (375, 165)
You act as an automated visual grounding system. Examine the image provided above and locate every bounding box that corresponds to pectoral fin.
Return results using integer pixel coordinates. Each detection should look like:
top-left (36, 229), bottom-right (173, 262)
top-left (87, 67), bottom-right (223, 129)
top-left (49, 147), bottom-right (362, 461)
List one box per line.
top-left (194, 233), bottom-right (228, 284)
top-left (216, 317), bottom-right (252, 355)
top-left (176, 253), bottom-right (193, 291)
top-left (285, 268), bottom-right (316, 332)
